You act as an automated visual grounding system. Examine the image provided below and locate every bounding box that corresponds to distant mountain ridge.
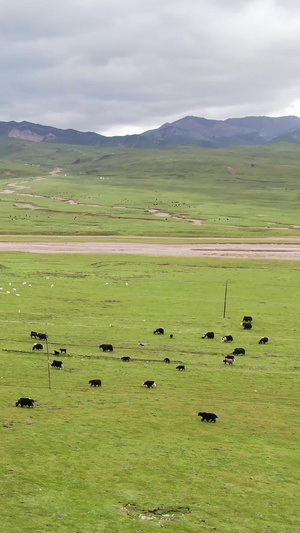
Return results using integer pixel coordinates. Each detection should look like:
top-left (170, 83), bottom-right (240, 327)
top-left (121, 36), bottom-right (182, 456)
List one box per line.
top-left (1, 115), bottom-right (300, 148)
top-left (140, 115), bottom-right (300, 147)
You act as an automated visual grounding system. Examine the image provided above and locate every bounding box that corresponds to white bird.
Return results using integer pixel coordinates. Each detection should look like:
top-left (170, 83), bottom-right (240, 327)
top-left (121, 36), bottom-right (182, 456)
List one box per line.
top-left (105, 282), bottom-right (109, 285)
top-left (22, 282), bottom-right (27, 285)
top-left (51, 285), bottom-right (54, 288)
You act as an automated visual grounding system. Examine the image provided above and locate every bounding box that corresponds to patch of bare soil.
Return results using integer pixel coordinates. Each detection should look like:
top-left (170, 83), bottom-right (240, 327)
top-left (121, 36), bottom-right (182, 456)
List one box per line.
top-left (0, 241), bottom-right (300, 259)
top-left (7, 183), bottom-right (31, 189)
top-left (49, 167), bottom-right (63, 175)
top-left (146, 209), bottom-right (204, 226)
top-left (227, 166), bottom-right (236, 174)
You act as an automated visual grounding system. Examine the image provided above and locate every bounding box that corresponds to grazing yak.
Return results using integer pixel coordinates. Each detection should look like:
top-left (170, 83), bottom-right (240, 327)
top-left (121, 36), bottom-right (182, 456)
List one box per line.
top-left (198, 412), bottom-right (218, 422)
top-left (32, 343), bottom-right (43, 351)
top-left (169, 334), bottom-right (173, 339)
top-left (36, 333), bottom-right (48, 341)
top-left (223, 357), bottom-right (234, 365)
top-left (121, 356), bottom-right (131, 362)
top-left (89, 379), bottom-right (101, 387)
top-left (221, 335), bottom-right (233, 343)
top-left (16, 397), bottom-right (35, 408)
top-left (164, 357), bottom-right (171, 363)
top-left (202, 331), bottom-right (214, 339)
top-left (153, 328), bottom-right (164, 335)
top-left (241, 321), bottom-right (252, 330)
top-left (54, 350), bottom-right (60, 356)
top-left (259, 336), bottom-right (269, 344)
top-left (232, 347), bottom-right (246, 356)
top-left (243, 316), bottom-right (253, 322)
top-left (30, 331), bottom-right (38, 338)
top-left (59, 348), bottom-right (67, 354)
top-left (143, 380), bottom-right (156, 388)
top-left (99, 343), bottom-right (113, 352)
top-left (51, 360), bottom-right (63, 369)
top-left (176, 365), bottom-right (185, 371)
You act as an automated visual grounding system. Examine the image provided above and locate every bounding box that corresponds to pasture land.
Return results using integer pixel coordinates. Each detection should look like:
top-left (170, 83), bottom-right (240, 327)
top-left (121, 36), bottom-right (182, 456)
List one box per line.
top-left (1, 138), bottom-right (300, 238)
top-left (0, 253), bottom-right (299, 532)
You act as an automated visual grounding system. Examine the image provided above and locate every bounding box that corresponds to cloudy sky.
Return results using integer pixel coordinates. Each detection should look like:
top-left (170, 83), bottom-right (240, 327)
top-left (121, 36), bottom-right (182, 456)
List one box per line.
top-left (1, 0), bottom-right (300, 136)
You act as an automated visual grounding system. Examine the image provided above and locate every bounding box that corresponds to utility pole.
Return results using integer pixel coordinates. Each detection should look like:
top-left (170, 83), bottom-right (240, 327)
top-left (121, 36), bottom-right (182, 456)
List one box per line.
top-left (46, 334), bottom-right (51, 389)
top-left (223, 281), bottom-right (228, 319)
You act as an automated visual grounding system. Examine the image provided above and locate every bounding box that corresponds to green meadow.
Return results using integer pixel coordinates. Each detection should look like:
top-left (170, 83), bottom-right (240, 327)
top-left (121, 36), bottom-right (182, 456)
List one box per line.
top-left (1, 138), bottom-right (300, 238)
top-left (1, 138), bottom-right (299, 531)
top-left (0, 253), bottom-right (299, 532)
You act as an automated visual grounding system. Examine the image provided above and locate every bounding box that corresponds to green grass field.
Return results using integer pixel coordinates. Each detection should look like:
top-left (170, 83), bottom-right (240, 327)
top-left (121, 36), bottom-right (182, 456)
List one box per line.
top-left (1, 253), bottom-right (299, 532)
top-left (1, 138), bottom-right (300, 238)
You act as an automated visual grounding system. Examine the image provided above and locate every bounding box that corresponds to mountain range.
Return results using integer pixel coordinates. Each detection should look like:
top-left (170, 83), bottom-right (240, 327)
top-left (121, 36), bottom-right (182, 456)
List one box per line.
top-left (1, 115), bottom-right (300, 148)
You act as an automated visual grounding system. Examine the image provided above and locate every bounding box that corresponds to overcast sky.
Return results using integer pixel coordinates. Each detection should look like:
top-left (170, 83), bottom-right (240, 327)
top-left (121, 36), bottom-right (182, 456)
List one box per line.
top-left (1, 0), bottom-right (300, 136)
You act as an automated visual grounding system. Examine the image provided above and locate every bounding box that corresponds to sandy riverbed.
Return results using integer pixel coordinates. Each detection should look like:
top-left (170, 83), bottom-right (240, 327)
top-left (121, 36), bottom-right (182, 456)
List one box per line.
top-left (0, 241), bottom-right (300, 259)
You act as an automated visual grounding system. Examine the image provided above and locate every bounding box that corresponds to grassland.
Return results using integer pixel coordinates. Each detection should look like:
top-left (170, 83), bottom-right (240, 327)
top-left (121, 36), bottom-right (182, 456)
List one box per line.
top-left (0, 137), bottom-right (299, 531)
top-left (1, 253), bottom-right (299, 532)
top-left (1, 138), bottom-right (300, 238)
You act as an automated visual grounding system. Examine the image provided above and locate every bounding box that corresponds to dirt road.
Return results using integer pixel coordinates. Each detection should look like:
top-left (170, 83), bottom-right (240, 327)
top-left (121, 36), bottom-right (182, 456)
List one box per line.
top-left (1, 241), bottom-right (300, 259)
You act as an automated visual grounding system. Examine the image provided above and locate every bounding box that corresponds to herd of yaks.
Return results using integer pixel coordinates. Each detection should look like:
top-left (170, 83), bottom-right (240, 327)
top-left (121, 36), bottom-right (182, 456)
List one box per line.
top-left (15, 316), bottom-right (269, 424)
top-left (202, 316), bottom-right (269, 366)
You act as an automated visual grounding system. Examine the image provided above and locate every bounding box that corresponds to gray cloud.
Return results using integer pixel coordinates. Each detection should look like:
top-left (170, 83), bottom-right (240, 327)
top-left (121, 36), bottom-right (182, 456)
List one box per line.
top-left (1, 0), bottom-right (300, 135)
